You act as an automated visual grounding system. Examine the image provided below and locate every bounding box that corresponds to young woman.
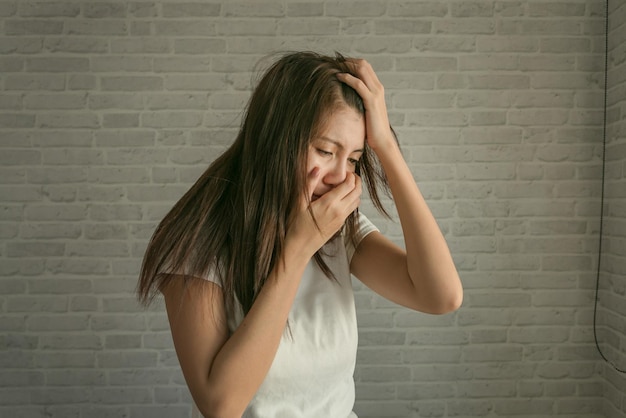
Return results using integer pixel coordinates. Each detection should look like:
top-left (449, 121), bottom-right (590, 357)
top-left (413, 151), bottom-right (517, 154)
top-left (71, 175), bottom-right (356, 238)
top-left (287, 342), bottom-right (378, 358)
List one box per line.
top-left (137, 51), bottom-right (462, 418)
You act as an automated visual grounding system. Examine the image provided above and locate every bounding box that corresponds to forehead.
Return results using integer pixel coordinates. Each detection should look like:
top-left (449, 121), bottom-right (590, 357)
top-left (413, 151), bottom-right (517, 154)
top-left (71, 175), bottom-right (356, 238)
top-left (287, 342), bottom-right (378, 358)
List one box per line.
top-left (315, 107), bottom-right (365, 149)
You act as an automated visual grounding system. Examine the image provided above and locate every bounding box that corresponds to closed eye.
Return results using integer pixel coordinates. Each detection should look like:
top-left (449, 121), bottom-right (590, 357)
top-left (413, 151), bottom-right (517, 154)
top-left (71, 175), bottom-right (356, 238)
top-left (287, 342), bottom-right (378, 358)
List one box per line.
top-left (317, 149), bottom-right (332, 157)
top-left (348, 158), bottom-right (359, 166)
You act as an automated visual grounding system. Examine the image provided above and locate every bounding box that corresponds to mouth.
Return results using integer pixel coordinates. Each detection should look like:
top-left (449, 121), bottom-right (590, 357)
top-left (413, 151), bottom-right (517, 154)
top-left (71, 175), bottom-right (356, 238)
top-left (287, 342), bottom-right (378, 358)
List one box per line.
top-left (311, 194), bottom-right (321, 202)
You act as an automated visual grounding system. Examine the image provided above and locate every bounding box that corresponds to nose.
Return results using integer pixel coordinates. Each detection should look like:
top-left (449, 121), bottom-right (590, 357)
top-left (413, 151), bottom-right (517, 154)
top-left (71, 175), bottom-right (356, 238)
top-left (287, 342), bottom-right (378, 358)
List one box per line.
top-left (322, 160), bottom-right (348, 187)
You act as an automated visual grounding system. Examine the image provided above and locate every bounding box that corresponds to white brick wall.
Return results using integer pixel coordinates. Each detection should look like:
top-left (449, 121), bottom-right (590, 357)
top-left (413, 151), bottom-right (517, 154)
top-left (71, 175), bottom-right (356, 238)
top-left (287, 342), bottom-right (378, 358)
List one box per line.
top-left (600, 1), bottom-right (626, 417)
top-left (0, 1), bottom-right (620, 417)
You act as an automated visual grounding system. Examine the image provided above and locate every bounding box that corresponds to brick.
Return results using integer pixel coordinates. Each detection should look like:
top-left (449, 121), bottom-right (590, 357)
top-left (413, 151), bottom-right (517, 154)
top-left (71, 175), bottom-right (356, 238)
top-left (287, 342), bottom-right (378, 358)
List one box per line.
top-left (286, 2), bottom-right (323, 17)
top-left (89, 93), bottom-right (144, 110)
top-left (0, 2), bottom-right (17, 17)
top-left (519, 56), bottom-right (576, 71)
top-left (0, 114), bottom-right (36, 128)
top-left (222, 2), bottom-right (283, 17)
top-left (129, 406), bottom-right (191, 418)
top-left (407, 111), bottom-right (468, 127)
top-left (451, 1), bottom-right (494, 17)
top-left (477, 36), bottom-right (538, 52)
top-left (155, 21), bottom-right (216, 36)
top-left (326, 1), bottom-right (385, 17)
top-left (18, 2), bottom-right (80, 17)
top-left (91, 56), bottom-right (152, 72)
top-left (46, 369), bottom-right (105, 386)
top-left (354, 37), bottom-right (412, 54)
top-left (407, 330), bottom-right (469, 345)
top-left (69, 75), bottom-right (98, 92)
top-left (387, 2), bottom-right (447, 17)
top-left (277, 19), bottom-right (340, 35)
top-left (31, 388), bottom-right (91, 405)
top-left (528, 2), bottom-right (586, 17)
top-left (97, 351), bottom-right (157, 368)
top-left (109, 38), bottom-right (169, 54)
top-left (0, 94), bottom-right (22, 110)
top-left (105, 335), bottom-right (142, 350)
top-left (66, 20), bottom-right (128, 35)
top-left (6, 74), bottom-right (66, 90)
top-left (511, 91), bottom-right (575, 108)
top-left (413, 36), bottom-right (476, 53)
top-left (102, 113), bottom-right (139, 128)
top-left (101, 76), bottom-right (163, 91)
top-left (468, 74), bottom-right (530, 89)
top-left (396, 56), bottom-right (457, 72)
top-left (510, 109), bottom-right (570, 126)
top-left (92, 387), bottom-right (153, 404)
top-left (545, 37), bottom-right (593, 55)
top-left (83, 3), bottom-right (127, 18)
top-left (38, 113), bottom-right (100, 129)
top-left (434, 19), bottom-right (496, 34)
top-left (0, 56), bottom-right (24, 72)
top-left (6, 242), bottom-right (65, 257)
top-left (129, 2), bottom-right (157, 18)
top-left (374, 19), bottom-right (432, 35)
top-left (141, 112), bottom-right (203, 128)
top-left (162, 2), bottom-right (220, 17)
top-left (5, 19), bottom-right (64, 35)
top-left (130, 21), bottom-right (152, 36)
top-left (494, 399), bottom-right (555, 415)
top-left (522, 20), bottom-right (582, 35)
top-left (0, 37), bottom-right (43, 54)
top-left (110, 38), bottom-right (171, 54)
top-left (24, 93), bottom-right (87, 110)
top-left (154, 56), bottom-right (210, 72)
top-left (70, 295), bottom-right (99, 312)
top-left (173, 38), bottom-right (226, 54)
top-left (27, 315), bottom-right (89, 332)
top-left (0, 388), bottom-right (34, 405)
top-left (0, 371), bottom-right (44, 387)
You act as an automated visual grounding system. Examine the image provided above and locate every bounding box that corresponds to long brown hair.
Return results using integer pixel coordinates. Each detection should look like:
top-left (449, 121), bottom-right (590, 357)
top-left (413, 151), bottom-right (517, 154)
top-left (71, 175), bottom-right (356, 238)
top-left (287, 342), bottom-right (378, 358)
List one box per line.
top-left (137, 51), bottom-right (393, 316)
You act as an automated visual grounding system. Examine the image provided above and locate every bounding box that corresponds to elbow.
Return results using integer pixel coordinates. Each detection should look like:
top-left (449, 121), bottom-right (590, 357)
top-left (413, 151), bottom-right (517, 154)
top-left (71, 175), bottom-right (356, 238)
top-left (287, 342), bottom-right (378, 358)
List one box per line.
top-left (421, 279), bottom-right (463, 315)
top-left (440, 288), bottom-right (463, 314)
top-left (197, 405), bottom-right (240, 418)
top-left (437, 281), bottom-right (464, 315)
top-left (195, 395), bottom-right (246, 418)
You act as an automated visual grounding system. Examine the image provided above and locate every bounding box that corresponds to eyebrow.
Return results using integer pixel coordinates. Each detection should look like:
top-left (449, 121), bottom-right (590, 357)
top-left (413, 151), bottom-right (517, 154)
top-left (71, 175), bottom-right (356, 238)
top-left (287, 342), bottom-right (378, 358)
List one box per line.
top-left (317, 136), bottom-right (364, 154)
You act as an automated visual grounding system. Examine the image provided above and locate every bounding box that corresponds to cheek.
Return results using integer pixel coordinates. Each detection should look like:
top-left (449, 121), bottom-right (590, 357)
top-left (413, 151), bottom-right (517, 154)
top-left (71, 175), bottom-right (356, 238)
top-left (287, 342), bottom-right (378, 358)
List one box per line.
top-left (306, 148), bottom-right (326, 173)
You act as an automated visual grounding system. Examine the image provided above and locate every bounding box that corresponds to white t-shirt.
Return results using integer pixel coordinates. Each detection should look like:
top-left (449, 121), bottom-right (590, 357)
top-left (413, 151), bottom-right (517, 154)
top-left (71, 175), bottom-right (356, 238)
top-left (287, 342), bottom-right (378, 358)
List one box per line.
top-left (191, 212), bottom-right (378, 418)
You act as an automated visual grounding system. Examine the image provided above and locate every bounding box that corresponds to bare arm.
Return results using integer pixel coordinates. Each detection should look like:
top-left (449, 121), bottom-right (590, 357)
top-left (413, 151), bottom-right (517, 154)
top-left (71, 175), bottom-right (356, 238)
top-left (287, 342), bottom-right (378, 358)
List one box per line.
top-left (162, 171), bottom-right (362, 417)
top-left (340, 60), bottom-right (462, 314)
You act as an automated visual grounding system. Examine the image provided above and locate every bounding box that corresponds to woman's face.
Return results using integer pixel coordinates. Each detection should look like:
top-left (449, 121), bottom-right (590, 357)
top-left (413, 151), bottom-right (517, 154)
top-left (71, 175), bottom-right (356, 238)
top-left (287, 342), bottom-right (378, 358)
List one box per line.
top-left (307, 106), bottom-right (365, 202)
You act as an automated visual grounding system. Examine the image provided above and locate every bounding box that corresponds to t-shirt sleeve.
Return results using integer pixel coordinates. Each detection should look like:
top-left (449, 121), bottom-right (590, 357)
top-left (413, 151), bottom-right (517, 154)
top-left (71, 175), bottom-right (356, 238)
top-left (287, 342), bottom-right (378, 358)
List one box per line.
top-left (345, 211), bottom-right (379, 263)
top-left (199, 269), bottom-right (222, 287)
top-left (158, 260), bottom-right (222, 288)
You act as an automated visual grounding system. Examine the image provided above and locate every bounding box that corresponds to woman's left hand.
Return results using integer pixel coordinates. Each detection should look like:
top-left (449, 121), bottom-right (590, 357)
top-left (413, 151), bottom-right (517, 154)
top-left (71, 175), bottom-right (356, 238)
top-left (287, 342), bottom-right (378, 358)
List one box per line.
top-left (337, 59), bottom-right (396, 153)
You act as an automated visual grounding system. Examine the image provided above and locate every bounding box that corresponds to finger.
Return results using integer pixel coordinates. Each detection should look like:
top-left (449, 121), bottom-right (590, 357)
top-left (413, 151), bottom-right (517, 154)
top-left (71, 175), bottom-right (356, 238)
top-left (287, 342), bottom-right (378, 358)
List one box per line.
top-left (325, 173), bottom-right (360, 215)
top-left (343, 58), bottom-right (377, 88)
top-left (303, 167), bottom-right (320, 208)
top-left (311, 173), bottom-right (354, 208)
top-left (342, 173), bottom-right (362, 209)
top-left (336, 72), bottom-right (371, 99)
top-left (333, 172), bottom-right (358, 199)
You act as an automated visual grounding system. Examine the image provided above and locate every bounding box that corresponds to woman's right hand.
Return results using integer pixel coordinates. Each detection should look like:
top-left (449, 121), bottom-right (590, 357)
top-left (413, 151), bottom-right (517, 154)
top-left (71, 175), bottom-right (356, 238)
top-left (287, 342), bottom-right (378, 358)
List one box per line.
top-left (287, 169), bottom-right (362, 256)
